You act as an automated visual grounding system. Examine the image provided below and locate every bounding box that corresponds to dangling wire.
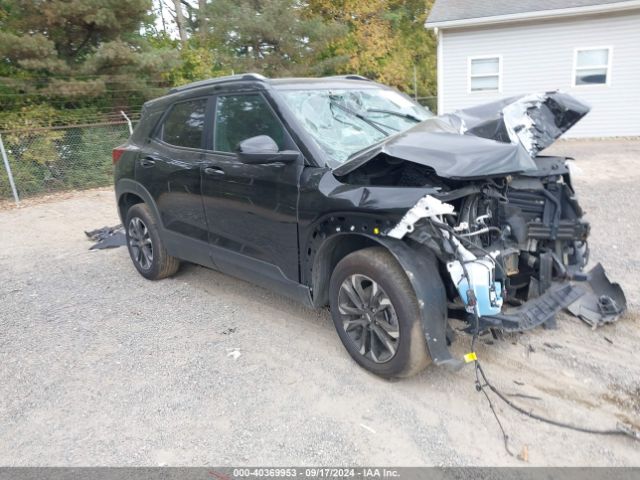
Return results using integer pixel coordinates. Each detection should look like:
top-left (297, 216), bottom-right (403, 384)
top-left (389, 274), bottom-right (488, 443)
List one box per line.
top-left (436, 219), bottom-right (639, 456)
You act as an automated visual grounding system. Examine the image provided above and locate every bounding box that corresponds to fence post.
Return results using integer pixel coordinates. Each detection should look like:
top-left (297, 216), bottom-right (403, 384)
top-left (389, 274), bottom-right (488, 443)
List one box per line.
top-left (0, 133), bottom-right (20, 206)
top-left (120, 111), bottom-right (133, 135)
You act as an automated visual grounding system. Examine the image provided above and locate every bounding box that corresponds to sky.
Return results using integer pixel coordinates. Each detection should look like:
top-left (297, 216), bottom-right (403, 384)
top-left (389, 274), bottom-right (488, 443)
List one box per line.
top-left (150, 0), bottom-right (194, 40)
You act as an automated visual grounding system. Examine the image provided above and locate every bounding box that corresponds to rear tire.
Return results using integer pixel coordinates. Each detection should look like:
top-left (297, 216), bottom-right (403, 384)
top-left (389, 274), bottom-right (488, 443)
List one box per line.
top-left (329, 247), bottom-right (431, 378)
top-left (125, 203), bottom-right (180, 280)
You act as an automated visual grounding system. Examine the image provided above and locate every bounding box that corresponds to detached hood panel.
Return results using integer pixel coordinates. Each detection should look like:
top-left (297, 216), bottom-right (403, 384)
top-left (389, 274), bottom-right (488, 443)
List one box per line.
top-left (334, 92), bottom-right (590, 179)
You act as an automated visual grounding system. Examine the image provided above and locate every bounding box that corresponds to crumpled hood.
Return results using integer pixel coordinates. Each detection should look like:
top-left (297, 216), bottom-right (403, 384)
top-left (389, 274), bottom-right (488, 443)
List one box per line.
top-left (333, 92), bottom-right (590, 179)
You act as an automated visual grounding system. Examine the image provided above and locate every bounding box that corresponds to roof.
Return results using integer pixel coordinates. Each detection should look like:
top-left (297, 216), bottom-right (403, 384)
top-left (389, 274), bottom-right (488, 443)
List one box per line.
top-left (426, 0), bottom-right (640, 28)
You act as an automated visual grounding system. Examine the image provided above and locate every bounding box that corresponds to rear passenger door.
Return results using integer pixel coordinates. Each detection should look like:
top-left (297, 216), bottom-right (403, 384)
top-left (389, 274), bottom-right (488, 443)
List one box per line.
top-left (201, 93), bottom-right (303, 283)
top-left (137, 97), bottom-right (210, 242)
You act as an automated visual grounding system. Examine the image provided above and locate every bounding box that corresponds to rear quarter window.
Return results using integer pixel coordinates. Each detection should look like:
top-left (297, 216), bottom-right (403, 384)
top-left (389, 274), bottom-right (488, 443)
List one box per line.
top-left (161, 99), bottom-right (207, 149)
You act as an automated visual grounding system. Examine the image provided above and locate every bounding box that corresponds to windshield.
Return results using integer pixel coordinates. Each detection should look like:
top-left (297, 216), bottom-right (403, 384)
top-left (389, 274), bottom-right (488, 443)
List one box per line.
top-left (278, 88), bottom-right (433, 165)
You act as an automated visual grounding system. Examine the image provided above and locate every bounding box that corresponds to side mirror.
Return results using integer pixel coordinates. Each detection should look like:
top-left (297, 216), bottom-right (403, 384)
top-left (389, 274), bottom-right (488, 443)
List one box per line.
top-left (236, 135), bottom-right (299, 164)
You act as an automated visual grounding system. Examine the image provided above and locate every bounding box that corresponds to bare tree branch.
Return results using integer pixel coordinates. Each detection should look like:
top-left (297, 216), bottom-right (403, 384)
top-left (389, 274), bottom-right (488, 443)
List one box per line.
top-left (198, 0), bottom-right (207, 40)
top-left (172, 0), bottom-right (188, 44)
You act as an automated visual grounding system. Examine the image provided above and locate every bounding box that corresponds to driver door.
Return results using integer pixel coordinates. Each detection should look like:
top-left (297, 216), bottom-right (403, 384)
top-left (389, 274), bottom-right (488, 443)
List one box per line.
top-left (201, 93), bottom-right (303, 283)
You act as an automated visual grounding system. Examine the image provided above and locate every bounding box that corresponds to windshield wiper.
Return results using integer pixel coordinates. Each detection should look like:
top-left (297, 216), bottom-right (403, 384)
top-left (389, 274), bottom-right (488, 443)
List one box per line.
top-left (329, 100), bottom-right (395, 135)
top-left (366, 108), bottom-right (423, 123)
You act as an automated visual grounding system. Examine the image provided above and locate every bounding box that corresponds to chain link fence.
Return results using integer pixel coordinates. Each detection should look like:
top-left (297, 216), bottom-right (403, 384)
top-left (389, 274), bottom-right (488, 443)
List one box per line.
top-left (0, 120), bottom-right (133, 202)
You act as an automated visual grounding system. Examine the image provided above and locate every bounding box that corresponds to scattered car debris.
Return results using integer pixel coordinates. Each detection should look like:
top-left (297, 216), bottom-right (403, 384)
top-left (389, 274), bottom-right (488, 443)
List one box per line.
top-left (226, 349), bottom-right (241, 360)
top-left (85, 224), bottom-right (126, 250)
top-left (566, 263), bottom-right (627, 328)
top-left (359, 423), bottom-right (377, 434)
top-left (517, 445), bottom-right (529, 463)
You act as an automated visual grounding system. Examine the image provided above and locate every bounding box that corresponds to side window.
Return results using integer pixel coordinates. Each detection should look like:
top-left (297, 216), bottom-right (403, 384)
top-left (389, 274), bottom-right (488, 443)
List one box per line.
top-left (214, 94), bottom-right (286, 153)
top-left (161, 99), bottom-right (207, 149)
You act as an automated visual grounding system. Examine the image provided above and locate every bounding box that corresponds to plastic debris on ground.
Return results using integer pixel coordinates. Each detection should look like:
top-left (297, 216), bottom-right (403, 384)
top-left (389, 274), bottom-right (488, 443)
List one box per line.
top-left (85, 224), bottom-right (126, 250)
top-left (227, 349), bottom-right (241, 360)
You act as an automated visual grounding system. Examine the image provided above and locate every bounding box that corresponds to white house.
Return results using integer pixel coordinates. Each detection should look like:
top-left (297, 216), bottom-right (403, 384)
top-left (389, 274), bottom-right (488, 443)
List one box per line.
top-left (425, 0), bottom-right (640, 137)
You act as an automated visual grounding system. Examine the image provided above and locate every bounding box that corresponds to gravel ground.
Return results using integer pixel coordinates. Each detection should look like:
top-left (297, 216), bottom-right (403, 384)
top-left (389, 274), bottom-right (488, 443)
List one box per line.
top-left (0, 139), bottom-right (639, 466)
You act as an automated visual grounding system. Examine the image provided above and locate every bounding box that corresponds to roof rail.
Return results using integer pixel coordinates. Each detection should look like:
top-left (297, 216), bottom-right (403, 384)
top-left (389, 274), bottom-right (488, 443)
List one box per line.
top-left (326, 74), bottom-right (372, 81)
top-left (168, 73), bottom-right (268, 94)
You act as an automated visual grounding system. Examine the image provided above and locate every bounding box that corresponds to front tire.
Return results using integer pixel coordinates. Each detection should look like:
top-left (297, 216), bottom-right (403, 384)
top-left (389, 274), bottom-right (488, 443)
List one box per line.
top-left (329, 247), bottom-right (431, 378)
top-left (125, 203), bottom-right (180, 280)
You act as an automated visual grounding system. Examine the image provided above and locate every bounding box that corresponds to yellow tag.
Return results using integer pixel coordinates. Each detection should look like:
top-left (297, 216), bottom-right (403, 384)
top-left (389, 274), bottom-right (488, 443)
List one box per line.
top-left (464, 352), bottom-right (478, 363)
top-left (373, 227), bottom-right (380, 235)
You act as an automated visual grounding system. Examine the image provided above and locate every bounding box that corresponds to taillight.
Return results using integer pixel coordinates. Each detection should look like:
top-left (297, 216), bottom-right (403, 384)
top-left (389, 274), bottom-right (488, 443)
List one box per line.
top-left (112, 145), bottom-right (126, 164)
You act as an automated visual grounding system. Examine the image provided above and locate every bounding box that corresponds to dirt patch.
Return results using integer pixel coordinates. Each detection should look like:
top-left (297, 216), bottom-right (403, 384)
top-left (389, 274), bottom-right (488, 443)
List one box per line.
top-left (602, 384), bottom-right (640, 415)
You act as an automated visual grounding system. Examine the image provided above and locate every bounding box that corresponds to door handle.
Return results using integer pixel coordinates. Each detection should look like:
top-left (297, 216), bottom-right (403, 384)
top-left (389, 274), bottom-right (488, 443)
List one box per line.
top-left (204, 166), bottom-right (225, 176)
top-left (139, 156), bottom-right (156, 168)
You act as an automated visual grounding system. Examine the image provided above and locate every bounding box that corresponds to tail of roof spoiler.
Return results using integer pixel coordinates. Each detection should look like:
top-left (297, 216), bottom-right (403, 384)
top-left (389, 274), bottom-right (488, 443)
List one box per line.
top-left (440, 91), bottom-right (591, 156)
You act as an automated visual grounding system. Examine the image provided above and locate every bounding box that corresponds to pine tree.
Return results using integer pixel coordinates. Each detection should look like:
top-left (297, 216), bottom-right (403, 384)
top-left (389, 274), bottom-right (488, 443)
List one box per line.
top-left (203, 0), bottom-right (346, 76)
top-left (0, 0), bottom-right (180, 116)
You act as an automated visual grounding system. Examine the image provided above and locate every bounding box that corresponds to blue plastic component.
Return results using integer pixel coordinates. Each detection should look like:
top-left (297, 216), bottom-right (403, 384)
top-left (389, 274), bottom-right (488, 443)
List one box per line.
top-left (458, 280), bottom-right (503, 317)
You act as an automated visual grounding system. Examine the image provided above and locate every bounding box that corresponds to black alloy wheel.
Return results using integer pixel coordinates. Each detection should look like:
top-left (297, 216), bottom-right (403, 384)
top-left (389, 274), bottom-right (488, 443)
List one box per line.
top-left (125, 203), bottom-right (180, 280)
top-left (128, 216), bottom-right (154, 270)
top-left (337, 273), bottom-right (399, 363)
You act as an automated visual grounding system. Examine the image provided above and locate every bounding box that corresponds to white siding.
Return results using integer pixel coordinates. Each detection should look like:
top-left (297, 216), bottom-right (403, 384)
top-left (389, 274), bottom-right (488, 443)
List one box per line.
top-left (439, 11), bottom-right (640, 137)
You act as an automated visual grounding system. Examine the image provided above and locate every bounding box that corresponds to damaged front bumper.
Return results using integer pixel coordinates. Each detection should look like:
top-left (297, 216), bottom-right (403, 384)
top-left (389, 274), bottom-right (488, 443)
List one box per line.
top-left (385, 190), bottom-right (627, 368)
top-left (474, 263), bottom-right (626, 333)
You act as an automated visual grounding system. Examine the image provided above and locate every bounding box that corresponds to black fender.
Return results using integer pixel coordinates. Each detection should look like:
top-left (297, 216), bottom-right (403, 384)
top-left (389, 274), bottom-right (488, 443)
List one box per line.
top-left (115, 178), bottom-right (164, 228)
top-left (374, 236), bottom-right (463, 370)
top-left (309, 224), bottom-right (462, 370)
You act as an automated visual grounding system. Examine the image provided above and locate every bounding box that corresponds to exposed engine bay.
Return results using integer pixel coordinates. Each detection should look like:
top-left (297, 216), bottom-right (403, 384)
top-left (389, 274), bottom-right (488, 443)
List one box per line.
top-left (334, 92), bottom-right (627, 335)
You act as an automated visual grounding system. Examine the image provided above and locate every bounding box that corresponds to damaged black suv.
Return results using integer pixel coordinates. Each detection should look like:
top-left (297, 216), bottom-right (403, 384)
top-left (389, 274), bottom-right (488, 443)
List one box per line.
top-left (114, 73), bottom-right (625, 378)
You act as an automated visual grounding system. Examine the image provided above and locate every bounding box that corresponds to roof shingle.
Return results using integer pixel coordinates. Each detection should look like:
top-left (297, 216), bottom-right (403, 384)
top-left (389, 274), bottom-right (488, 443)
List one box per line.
top-left (427, 0), bottom-right (633, 25)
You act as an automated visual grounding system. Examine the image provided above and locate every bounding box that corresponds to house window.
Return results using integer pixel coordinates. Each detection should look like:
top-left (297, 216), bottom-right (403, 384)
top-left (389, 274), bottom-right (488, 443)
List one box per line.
top-left (574, 47), bottom-right (611, 86)
top-left (469, 56), bottom-right (501, 92)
